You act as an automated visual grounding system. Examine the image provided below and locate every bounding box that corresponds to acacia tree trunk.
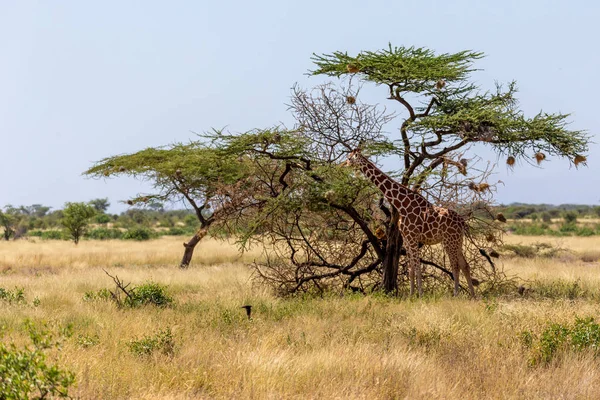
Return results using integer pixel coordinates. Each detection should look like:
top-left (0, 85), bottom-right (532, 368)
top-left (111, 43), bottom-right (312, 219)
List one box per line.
top-left (382, 209), bottom-right (403, 293)
top-left (179, 226), bottom-right (209, 268)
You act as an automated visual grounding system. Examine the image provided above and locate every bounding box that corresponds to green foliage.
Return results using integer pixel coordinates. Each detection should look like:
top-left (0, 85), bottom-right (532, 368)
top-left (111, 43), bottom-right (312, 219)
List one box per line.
top-left (61, 202), bottom-right (96, 244)
top-left (95, 214), bottom-right (111, 224)
top-left (164, 226), bottom-right (193, 236)
top-left (40, 230), bottom-right (66, 240)
top-left (125, 282), bottom-right (173, 308)
top-left (127, 328), bottom-right (175, 357)
top-left (84, 142), bottom-right (251, 228)
top-left (0, 322), bottom-right (75, 399)
top-left (85, 228), bottom-right (123, 240)
top-left (122, 226), bottom-right (156, 241)
top-left (312, 45), bottom-right (588, 163)
top-left (563, 211), bottom-right (578, 224)
top-left (88, 198), bottom-right (110, 212)
top-left (507, 221), bottom-right (600, 237)
top-left (0, 287), bottom-right (26, 304)
top-left (524, 317), bottom-right (600, 365)
top-left (82, 288), bottom-right (113, 302)
top-left (541, 212), bottom-right (553, 223)
top-left (311, 44), bottom-right (482, 93)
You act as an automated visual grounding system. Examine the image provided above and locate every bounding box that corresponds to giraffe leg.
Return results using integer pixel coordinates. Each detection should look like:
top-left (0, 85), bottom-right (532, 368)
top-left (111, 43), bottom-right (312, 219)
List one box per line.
top-left (458, 251), bottom-right (476, 298)
top-left (405, 241), bottom-right (421, 297)
top-left (444, 243), bottom-right (461, 296)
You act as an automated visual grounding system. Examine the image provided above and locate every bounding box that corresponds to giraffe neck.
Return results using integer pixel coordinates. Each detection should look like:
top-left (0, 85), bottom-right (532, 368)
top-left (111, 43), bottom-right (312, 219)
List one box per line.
top-left (354, 155), bottom-right (416, 212)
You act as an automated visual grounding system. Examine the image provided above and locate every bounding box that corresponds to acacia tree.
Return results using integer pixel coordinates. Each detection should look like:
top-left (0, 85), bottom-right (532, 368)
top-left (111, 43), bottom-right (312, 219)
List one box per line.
top-left (85, 143), bottom-right (253, 267)
top-left (0, 208), bottom-right (19, 241)
top-left (209, 45), bottom-right (589, 295)
top-left (61, 202), bottom-right (96, 244)
top-left (307, 45), bottom-right (588, 292)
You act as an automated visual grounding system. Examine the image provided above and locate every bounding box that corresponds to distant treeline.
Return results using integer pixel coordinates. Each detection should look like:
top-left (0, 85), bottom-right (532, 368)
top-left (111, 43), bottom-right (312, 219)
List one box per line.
top-left (497, 203), bottom-right (600, 220)
top-left (2, 201), bottom-right (600, 241)
top-left (0, 199), bottom-right (199, 241)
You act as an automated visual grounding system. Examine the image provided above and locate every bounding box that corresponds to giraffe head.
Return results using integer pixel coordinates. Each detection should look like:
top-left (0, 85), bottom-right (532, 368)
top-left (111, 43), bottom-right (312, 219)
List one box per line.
top-left (343, 148), bottom-right (363, 167)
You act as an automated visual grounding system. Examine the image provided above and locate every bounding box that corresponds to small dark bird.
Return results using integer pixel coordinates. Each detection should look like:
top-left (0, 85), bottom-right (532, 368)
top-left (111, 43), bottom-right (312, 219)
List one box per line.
top-left (241, 305), bottom-right (252, 320)
top-left (496, 213), bottom-right (507, 223)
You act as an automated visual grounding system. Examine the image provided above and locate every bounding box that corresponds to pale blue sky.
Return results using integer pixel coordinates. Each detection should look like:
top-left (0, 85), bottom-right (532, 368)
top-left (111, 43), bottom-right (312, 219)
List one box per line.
top-left (1, 1), bottom-right (598, 213)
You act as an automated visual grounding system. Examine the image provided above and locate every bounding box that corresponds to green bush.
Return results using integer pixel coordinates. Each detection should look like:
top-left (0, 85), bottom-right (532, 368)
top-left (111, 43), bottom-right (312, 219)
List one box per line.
top-left (524, 317), bottom-right (600, 365)
top-left (575, 226), bottom-right (596, 237)
top-left (541, 212), bottom-right (553, 223)
top-left (122, 226), bottom-right (156, 241)
top-left (41, 230), bottom-right (65, 240)
top-left (0, 287), bottom-right (26, 304)
top-left (563, 211), bottom-right (578, 224)
top-left (95, 214), bottom-right (111, 224)
top-left (28, 230), bottom-right (43, 237)
top-left (164, 227), bottom-right (191, 236)
top-left (82, 288), bottom-right (113, 302)
top-left (0, 322), bottom-right (75, 399)
top-left (85, 228), bottom-right (123, 240)
top-left (559, 222), bottom-right (578, 233)
top-left (127, 328), bottom-right (175, 357)
top-left (125, 282), bottom-right (173, 308)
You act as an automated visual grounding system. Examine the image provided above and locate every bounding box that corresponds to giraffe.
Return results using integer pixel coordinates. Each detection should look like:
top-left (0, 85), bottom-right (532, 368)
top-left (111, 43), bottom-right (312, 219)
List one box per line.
top-left (345, 148), bottom-right (475, 297)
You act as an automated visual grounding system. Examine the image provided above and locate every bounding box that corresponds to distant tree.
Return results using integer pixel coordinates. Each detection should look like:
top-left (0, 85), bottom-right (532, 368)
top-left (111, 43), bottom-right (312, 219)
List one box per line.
top-left (541, 212), bottom-right (553, 223)
top-left (61, 202), bottom-right (96, 244)
top-left (563, 211), bottom-right (578, 224)
top-left (88, 198), bottom-right (110, 213)
top-left (95, 214), bottom-right (111, 225)
top-left (530, 213), bottom-right (539, 222)
top-left (0, 208), bottom-right (19, 240)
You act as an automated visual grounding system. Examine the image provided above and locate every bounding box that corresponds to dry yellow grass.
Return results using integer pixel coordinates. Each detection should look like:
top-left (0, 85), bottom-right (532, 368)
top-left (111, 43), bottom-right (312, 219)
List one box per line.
top-left (2, 236), bottom-right (600, 399)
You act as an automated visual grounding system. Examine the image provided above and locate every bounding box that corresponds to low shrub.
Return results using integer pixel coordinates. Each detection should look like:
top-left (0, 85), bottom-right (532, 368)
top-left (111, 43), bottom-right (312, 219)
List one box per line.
top-left (122, 226), bottom-right (156, 241)
top-left (0, 322), bottom-right (75, 399)
top-left (127, 328), bottom-right (175, 357)
top-left (41, 230), bottom-right (66, 240)
top-left (82, 288), bottom-right (113, 302)
top-left (0, 287), bottom-right (26, 304)
top-left (164, 226), bottom-right (192, 236)
top-left (523, 316), bottom-right (600, 365)
top-left (95, 275), bottom-right (174, 308)
top-left (85, 228), bottom-right (123, 240)
top-left (125, 282), bottom-right (173, 308)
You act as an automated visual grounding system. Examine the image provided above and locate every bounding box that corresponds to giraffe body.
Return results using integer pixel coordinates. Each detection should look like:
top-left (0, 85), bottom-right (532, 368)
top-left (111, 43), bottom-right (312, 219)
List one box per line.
top-left (346, 150), bottom-right (475, 297)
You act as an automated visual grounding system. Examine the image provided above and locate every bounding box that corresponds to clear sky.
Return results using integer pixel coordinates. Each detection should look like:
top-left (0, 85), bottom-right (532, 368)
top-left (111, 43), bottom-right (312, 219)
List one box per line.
top-left (1, 1), bottom-right (598, 213)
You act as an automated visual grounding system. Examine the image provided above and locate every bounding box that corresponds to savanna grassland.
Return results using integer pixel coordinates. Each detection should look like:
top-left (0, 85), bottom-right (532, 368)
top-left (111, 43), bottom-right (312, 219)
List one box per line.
top-left (2, 236), bottom-right (600, 399)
